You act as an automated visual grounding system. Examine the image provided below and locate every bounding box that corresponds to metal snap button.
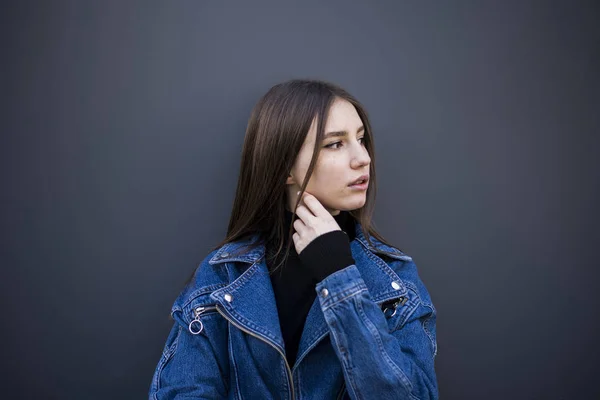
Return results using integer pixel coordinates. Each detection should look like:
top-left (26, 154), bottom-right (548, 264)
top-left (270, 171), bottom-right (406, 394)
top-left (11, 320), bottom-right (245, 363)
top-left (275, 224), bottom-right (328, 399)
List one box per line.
top-left (220, 252), bottom-right (229, 258)
top-left (321, 288), bottom-right (329, 297)
top-left (391, 281), bottom-right (400, 290)
top-left (224, 294), bottom-right (233, 302)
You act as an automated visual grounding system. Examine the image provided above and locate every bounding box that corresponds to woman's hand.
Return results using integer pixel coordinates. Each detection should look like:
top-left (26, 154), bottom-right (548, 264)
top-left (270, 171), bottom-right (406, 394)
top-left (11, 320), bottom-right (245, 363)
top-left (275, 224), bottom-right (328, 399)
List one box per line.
top-left (292, 191), bottom-right (341, 254)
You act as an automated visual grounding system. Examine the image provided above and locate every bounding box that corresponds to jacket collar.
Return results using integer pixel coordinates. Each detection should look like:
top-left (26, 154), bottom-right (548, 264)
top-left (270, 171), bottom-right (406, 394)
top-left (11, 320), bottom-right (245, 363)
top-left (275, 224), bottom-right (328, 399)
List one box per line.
top-left (206, 221), bottom-right (412, 364)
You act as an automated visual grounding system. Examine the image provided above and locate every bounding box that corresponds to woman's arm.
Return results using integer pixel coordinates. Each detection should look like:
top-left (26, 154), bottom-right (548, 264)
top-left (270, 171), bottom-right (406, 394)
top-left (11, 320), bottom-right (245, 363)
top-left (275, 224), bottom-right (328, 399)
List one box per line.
top-left (149, 311), bottom-right (230, 400)
top-left (315, 263), bottom-right (438, 400)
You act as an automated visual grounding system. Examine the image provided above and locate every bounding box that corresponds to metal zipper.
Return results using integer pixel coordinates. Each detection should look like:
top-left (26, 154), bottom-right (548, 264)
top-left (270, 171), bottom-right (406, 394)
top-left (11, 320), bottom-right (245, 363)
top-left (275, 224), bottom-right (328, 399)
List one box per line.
top-left (188, 305), bottom-right (217, 335)
top-left (215, 304), bottom-right (296, 400)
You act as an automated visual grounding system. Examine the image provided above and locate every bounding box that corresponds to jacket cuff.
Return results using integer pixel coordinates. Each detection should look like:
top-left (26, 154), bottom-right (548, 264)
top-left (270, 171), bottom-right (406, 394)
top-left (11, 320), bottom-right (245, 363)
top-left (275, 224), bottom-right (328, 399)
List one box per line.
top-left (297, 230), bottom-right (356, 283)
top-left (315, 265), bottom-right (367, 309)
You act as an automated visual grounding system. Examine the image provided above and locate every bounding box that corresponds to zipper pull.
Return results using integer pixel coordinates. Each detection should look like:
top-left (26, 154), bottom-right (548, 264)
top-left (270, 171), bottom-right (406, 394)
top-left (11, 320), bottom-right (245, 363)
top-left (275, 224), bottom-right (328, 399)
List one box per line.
top-left (382, 296), bottom-right (407, 318)
top-left (188, 306), bottom-right (206, 335)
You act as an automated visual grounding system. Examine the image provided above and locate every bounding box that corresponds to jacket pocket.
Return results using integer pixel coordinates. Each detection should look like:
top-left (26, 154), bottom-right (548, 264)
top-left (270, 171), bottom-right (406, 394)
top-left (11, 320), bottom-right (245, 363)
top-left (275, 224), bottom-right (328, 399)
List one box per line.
top-left (380, 294), bottom-right (416, 333)
top-left (383, 291), bottom-right (437, 359)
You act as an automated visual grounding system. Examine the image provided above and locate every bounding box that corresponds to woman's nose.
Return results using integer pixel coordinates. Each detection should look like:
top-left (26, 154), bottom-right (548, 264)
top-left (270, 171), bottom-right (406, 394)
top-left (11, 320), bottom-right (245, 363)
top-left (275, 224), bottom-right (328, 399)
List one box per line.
top-left (352, 151), bottom-right (371, 168)
top-left (352, 146), bottom-right (370, 168)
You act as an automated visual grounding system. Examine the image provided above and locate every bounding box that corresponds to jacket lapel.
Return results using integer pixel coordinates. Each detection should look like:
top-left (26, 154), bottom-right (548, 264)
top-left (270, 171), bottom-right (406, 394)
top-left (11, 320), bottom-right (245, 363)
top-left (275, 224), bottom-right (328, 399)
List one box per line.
top-left (208, 239), bottom-right (285, 353)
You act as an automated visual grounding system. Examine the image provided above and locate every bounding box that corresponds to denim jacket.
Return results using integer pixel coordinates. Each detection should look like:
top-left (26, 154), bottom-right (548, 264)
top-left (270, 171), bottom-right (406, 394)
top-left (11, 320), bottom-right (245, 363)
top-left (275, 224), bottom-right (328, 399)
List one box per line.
top-left (149, 222), bottom-right (438, 399)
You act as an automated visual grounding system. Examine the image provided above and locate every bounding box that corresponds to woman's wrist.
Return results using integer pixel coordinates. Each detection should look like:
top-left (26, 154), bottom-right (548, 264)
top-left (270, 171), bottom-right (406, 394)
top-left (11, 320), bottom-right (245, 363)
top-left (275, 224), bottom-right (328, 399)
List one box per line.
top-left (298, 230), bottom-right (355, 283)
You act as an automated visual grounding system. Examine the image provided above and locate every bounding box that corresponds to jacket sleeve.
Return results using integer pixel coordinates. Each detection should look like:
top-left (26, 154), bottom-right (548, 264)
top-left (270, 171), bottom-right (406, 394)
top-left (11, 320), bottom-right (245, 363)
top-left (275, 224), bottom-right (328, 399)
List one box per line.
top-left (315, 263), bottom-right (438, 400)
top-left (148, 311), bottom-right (229, 400)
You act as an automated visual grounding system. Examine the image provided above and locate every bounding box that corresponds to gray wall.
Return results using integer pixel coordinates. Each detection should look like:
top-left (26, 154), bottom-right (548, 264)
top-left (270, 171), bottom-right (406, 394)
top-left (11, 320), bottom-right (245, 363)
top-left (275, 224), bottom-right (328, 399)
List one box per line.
top-left (2, 1), bottom-right (598, 399)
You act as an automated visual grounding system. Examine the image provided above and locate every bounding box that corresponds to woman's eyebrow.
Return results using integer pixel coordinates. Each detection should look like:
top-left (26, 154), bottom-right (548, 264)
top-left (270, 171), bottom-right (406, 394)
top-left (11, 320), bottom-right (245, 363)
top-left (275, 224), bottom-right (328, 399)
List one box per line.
top-left (324, 125), bottom-right (365, 138)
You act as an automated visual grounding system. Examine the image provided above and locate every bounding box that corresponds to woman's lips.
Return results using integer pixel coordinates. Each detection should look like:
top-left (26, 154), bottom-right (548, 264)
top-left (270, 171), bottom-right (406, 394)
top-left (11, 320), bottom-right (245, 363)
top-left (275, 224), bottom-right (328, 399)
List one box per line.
top-left (349, 181), bottom-right (368, 190)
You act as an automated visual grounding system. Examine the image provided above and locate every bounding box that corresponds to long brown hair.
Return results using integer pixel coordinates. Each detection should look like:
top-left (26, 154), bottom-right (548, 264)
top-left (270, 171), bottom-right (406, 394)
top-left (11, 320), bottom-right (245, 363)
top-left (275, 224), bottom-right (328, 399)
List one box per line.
top-left (187, 79), bottom-right (399, 284)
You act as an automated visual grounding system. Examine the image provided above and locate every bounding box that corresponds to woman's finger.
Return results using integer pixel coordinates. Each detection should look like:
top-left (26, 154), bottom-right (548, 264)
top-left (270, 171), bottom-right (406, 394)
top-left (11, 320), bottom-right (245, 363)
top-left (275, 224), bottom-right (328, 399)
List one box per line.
top-left (294, 203), bottom-right (316, 223)
top-left (300, 193), bottom-right (327, 218)
top-left (293, 217), bottom-right (306, 234)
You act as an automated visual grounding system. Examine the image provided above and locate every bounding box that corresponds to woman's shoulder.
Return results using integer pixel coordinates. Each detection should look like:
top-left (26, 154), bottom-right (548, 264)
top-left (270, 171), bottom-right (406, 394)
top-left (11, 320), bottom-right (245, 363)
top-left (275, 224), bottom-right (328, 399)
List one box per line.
top-left (358, 234), bottom-right (434, 307)
top-left (169, 249), bottom-right (228, 319)
top-left (170, 235), bottom-right (263, 320)
top-left (357, 232), bottom-right (413, 263)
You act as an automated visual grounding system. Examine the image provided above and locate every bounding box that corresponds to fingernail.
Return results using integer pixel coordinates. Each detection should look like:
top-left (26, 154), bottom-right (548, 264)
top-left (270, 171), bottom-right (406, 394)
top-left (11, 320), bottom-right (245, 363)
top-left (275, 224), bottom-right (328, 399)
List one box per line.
top-left (297, 191), bottom-right (300, 196)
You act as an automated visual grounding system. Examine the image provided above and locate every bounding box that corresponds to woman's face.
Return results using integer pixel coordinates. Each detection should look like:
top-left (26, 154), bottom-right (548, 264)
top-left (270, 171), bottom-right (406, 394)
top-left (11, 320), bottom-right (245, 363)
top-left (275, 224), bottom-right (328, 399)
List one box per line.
top-left (286, 97), bottom-right (371, 215)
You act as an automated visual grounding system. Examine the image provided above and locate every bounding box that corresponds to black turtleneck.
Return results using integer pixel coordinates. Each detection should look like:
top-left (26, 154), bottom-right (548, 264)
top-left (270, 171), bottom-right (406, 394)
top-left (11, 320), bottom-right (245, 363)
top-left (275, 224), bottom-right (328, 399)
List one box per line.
top-left (267, 209), bottom-right (357, 366)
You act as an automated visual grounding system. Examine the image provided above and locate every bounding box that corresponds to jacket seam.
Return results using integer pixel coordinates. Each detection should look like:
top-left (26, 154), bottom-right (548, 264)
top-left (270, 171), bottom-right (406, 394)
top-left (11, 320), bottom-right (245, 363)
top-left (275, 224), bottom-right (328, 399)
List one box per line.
top-left (218, 263), bottom-right (286, 343)
top-left (151, 325), bottom-right (181, 398)
top-left (225, 307), bottom-right (282, 347)
top-left (294, 363), bottom-right (301, 400)
top-left (403, 284), bottom-right (437, 358)
top-left (321, 287), bottom-right (368, 312)
top-left (228, 322), bottom-right (243, 400)
top-left (292, 330), bottom-right (329, 375)
top-left (328, 320), bottom-right (362, 400)
top-left (404, 280), bottom-right (433, 309)
top-left (224, 260), bottom-right (260, 292)
top-left (421, 303), bottom-right (437, 358)
top-left (359, 247), bottom-right (403, 284)
top-left (354, 237), bottom-right (412, 262)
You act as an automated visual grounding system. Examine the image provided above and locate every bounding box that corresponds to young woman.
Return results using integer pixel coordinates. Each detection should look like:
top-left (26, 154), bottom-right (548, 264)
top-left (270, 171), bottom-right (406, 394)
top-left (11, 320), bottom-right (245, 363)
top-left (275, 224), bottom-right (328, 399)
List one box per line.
top-left (149, 79), bottom-right (439, 399)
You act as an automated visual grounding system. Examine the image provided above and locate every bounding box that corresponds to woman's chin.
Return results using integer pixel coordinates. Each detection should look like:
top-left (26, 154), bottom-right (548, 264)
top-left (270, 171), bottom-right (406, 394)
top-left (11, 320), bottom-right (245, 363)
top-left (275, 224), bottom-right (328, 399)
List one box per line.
top-left (329, 198), bottom-right (366, 213)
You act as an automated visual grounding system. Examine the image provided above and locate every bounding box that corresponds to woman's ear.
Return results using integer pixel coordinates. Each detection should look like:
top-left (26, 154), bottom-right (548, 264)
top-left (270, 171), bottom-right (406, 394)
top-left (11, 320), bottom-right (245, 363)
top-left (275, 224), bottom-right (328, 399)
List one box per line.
top-left (286, 173), bottom-right (295, 185)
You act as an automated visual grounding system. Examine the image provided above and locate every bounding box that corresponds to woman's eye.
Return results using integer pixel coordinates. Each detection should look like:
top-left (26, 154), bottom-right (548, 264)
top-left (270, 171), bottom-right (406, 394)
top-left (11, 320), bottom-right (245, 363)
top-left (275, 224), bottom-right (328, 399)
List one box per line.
top-left (325, 137), bottom-right (366, 149)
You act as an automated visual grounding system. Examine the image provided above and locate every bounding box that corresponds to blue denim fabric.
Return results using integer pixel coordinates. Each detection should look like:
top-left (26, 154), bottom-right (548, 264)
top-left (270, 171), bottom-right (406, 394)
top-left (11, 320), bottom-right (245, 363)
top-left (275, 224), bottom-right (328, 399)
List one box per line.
top-left (149, 222), bottom-right (438, 399)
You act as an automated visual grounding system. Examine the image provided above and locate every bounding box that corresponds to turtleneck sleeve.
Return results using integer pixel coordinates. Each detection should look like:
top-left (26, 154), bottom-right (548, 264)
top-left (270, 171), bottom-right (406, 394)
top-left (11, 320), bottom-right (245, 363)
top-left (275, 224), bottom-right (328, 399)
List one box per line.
top-left (288, 208), bottom-right (356, 283)
top-left (298, 229), bottom-right (356, 283)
